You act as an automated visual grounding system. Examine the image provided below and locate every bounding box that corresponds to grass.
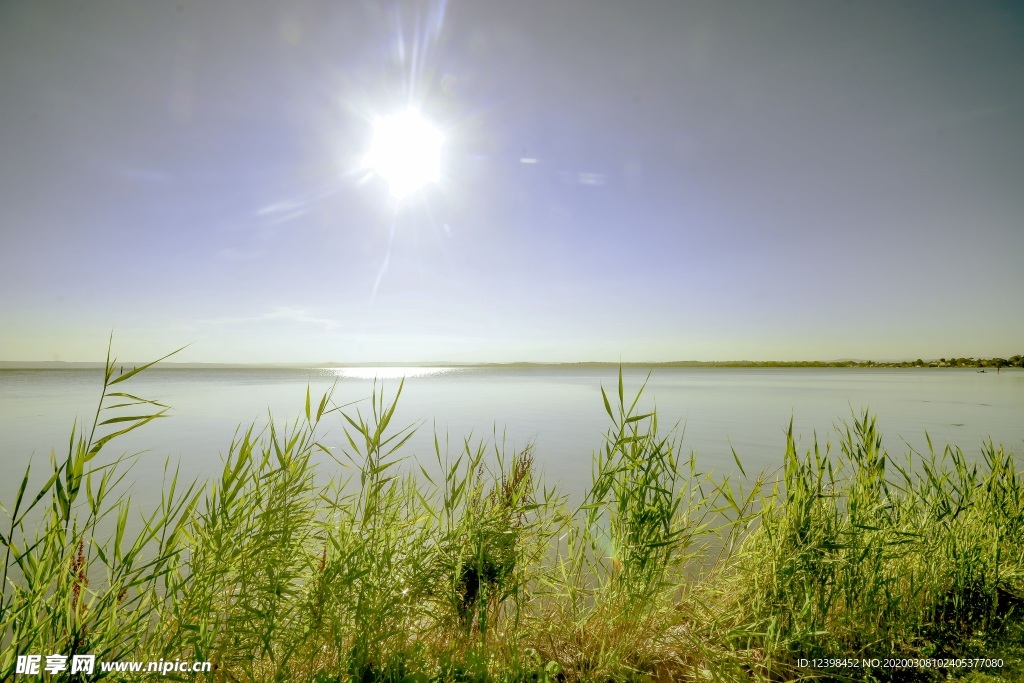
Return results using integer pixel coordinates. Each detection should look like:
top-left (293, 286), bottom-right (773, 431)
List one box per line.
top-left (2, 345), bottom-right (1023, 682)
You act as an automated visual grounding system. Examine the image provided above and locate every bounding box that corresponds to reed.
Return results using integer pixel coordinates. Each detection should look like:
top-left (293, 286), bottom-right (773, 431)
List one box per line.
top-left (2, 347), bottom-right (1022, 682)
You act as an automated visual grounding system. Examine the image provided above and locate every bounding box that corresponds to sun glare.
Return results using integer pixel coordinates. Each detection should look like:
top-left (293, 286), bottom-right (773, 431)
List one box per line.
top-left (363, 109), bottom-right (443, 199)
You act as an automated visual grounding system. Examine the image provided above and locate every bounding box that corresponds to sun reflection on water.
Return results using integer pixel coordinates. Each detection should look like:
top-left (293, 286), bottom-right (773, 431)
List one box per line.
top-left (313, 366), bottom-right (456, 380)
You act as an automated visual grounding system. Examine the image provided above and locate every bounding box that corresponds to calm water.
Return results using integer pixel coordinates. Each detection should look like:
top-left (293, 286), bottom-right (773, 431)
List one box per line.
top-left (1, 367), bottom-right (1023, 503)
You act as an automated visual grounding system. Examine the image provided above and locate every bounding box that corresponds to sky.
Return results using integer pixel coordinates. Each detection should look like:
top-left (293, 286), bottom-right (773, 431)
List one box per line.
top-left (1, 0), bottom-right (1022, 364)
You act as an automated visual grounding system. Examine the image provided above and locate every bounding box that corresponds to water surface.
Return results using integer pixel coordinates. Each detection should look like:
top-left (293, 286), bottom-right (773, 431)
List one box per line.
top-left (2, 367), bottom-right (1022, 503)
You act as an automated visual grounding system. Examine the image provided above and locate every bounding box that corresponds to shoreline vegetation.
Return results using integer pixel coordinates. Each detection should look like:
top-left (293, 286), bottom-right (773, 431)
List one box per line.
top-left (1, 354), bottom-right (1022, 370)
top-left (3, 347), bottom-right (1024, 682)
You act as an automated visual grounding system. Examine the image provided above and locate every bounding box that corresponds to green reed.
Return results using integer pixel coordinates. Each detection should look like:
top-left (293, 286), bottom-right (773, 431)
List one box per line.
top-left (727, 413), bottom-right (1024, 679)
top-left (2, 348), bottom-right (1022, 682)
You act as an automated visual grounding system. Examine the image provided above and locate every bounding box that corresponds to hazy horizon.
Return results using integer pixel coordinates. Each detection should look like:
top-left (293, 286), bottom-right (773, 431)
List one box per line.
top-left (2, 354), bottom-right (1020, 369)
top-left (2, 1), bottom-right (1022, 364)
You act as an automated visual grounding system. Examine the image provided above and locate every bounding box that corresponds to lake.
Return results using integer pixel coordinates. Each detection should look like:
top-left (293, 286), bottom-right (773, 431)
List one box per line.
top-left (1, 367), bottom-right (1022, 505)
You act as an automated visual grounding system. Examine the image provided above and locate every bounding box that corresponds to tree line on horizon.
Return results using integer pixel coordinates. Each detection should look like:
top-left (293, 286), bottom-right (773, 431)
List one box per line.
top-left (730, 355), bottom-right (1022, 368)
top-left (621, 354), bottom-right (1024, 369)
top-left (712, 355), bottom-right (1024, 368)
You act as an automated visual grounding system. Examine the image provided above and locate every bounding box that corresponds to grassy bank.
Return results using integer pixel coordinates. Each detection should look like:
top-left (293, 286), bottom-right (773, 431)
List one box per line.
top-left (2, 349), bottom-right (1023, 682)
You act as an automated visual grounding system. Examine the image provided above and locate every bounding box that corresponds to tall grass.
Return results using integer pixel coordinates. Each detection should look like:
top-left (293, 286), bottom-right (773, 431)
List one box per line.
top-left (2, 347), bottom-right (1022, 682)
top-left (727, 414), bottom-right (1024, 674)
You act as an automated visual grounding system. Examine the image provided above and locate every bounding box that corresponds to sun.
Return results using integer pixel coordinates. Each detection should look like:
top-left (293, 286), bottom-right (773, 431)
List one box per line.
top-left (363, 109), bottom-right (443, 199)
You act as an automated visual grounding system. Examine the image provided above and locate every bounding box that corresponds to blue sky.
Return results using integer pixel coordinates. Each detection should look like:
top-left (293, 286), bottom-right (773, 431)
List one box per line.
top-left (1, 1), bottom-right (1022, 363)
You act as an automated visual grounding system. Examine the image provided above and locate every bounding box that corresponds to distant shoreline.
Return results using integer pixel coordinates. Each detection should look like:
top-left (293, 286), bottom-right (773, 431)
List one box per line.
top-left (1, 356), bottom-right (1020, 371)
